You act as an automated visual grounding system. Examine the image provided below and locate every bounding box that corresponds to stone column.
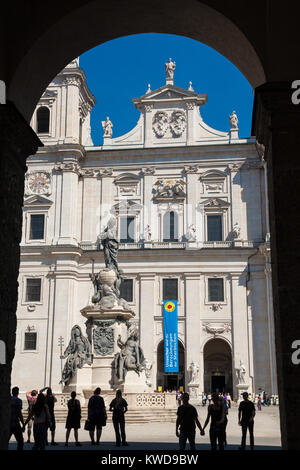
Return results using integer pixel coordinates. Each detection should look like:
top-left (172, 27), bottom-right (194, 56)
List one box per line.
top-left (186, 103), bottom-right (195, 145)
top-left (184, 273), bottom-right (201, 399)
top-left (144, 105), bottom-right (153, 147)
top-left (100, 169), bottom-right (114, 233)
top-left (252, 82), bottom-right (300, 449)
top-left (56, 161), bottom-right (81, 245)
top-left (141, 167), bottom-right (155, 245)
top-left (230, 273), bottom-right (250, 399)
top-left (184, 165), bottom-right (199, 245)
top-left (228, 163), bottom-right (245, 239)
top-left (64, 77), bottom-right (80, 144)
top-left (139, 273), bottom-right (156, 389)
top-left (81, 173), bottom-right (101, 243)
top-left (0, 102), bottom-right (41, 450)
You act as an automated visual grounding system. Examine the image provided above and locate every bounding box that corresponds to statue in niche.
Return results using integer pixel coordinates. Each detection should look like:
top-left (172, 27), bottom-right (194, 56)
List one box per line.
top-left (144, 224), bottom-right (152, 242)
top-left (102, 116), bottom-right (113, 137)
top-left (229, 110), bottom-right (239, 129)
top-left (165, 58), bottom-right (176, 79)
top-left (188, 361), bottom-right (199, 384)
top-left (114, 328), bottom-right (146, 381)
top-left (236, 359), bottom-right (246, 384)
top-left (60, 325), bottom-right (92, 384)
top-left (232, 222), bottom-right (241, 239)
top-left (185, 223), bottom-right (196, 241)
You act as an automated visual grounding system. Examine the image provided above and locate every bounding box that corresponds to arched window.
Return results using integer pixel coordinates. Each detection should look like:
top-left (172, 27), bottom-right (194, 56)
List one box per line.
top-left (37, 106), bottom-right (50, 133)
top-left (163, 211), bottom-right (178, 242)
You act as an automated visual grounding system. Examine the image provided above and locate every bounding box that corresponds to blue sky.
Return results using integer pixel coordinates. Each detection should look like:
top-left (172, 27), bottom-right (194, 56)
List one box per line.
top-left (80, 33), bottom-right (254, 146)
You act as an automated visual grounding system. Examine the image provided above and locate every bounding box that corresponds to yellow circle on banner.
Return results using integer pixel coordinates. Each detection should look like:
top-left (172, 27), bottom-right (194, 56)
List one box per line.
top-left (165, 301), bottom-right (176, 312)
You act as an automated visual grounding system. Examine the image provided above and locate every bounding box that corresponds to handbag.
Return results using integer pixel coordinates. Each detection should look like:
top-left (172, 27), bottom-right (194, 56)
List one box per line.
top-left (84, 419), bottom-right (91, 431)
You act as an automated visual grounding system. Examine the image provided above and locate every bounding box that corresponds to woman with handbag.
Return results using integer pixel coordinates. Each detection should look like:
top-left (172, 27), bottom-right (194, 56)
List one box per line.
top-left (86, 388), bottom-right (107, 445)
top-left (24, 392), bottom-right (51, 450)
top-left (109, 390), bottom-right (128, 447)
top-left (65, 391), bottom-right (82, 447)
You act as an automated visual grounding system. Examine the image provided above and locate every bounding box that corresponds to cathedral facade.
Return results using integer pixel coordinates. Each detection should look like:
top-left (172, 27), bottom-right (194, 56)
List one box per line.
top-left (12, 58), bottom-right (277, 401)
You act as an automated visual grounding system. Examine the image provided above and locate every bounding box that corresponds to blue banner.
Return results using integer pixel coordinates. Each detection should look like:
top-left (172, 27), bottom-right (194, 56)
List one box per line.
top-left (163, 300), bottom-right (179, 373)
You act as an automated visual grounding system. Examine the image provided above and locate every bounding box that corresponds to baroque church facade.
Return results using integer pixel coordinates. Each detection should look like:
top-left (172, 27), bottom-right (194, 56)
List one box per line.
top-left (12, 57), bottom-right (277, 401)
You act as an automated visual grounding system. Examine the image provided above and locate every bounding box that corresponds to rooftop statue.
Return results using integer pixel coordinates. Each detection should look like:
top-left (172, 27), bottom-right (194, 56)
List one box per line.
top-left (165, 58), bottom-right (176, 79)
top-left (229, 110), bottom-right (239, 129)
top-left (102, 116), bottom-right (113, 137)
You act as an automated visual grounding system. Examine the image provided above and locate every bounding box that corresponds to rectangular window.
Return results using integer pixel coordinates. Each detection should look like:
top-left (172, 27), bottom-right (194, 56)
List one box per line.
top-left (26, 278), bottom-right (41, 302)
top-left (24, 332), bottom-right (37, 351)
top-left (163, 278), bottom-right (178, 301)
top-left (207, 215), bottom-right (222, 241)
top-left (208, 278), bottom-right (224, 302)
top-left (30, 214), bottom-right (45, 240)
top-left (120, 217), bottom-right (135, 243)
top-left (120, 279), bottom-right (133, 302)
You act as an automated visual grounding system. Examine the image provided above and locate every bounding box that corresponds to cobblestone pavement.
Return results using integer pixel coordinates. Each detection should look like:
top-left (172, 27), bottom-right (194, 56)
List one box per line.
top-left (8, 405), bottom-right (281, 451)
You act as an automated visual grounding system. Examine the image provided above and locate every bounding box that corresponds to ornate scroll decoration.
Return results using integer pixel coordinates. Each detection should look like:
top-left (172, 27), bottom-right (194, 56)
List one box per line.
top-left (153, 178), bottom-right (186, 201)
top-left (152, 111), bottom-right (169, 137)
top-left (202, 323), bottom-right (231, 336)
top-left (170, 110), bottom-right (186, 136)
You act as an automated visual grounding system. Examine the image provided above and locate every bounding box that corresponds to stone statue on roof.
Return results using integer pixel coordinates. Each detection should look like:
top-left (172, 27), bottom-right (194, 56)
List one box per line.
top-left (165, 58), bottom-right (176, 79)
top-left (102, 116), bottom-right (113, 137)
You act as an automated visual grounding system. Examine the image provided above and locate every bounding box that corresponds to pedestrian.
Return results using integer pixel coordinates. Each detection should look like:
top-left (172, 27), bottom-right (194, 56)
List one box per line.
top-left (257, 395), bottom-right (262, 411)
top-left (25, 389), bottom-right (38, 443)
top-left (176, 392), bottom-right (204, 451)
top-left (220, 396), bottom-right (229, 447)
top-left (9, 387), bottom-right (25, 451)
top-left (202, 392), bottom-right (206, 406)
top-left (202, 393), bottom-right (225, 451)
top-left (207, 393), bottom-right (212, 406)
top-left (65, 391), bottom-right (82, 447)
top-left (24, 392), bottom-right (51, 450)
top-left (238, 391), bottom-right (256, 450)
top-left (87, 387), bottom-right (107, 445)
top-left (109, 389), bottom-right (129, 447)
top-left (40, 387), bottom-right (57, 446)
top-left (227, 393), bottom-right (231, 409)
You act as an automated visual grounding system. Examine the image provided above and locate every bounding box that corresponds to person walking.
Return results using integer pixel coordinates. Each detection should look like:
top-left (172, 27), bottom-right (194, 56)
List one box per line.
top-left (109, 390), bottom-right (128, 447)
top-left (227, 393), bottom-right (231, 409)
top-left (65, 391), bottom-right (82, 447)
top-left (202, 393), bottom-right (225, 451)
top-left (26, 389), bottom-right (38, 443)
top-left (9, 387), bottom-right (25, 451)
top-left (87, 388), bottom-right (107, 445)
top-left (257, 395), bottom-right (262, 411)
top-left (176, 392), bottom-right (204, 451)
top-left (207, 393), bottom-right (212, 406)
top-left (238, 392), bottom-right (256, 450)
top-left (24, 392), bottom-right (51, 450)
top-left (40, 387), bottom-right (57, 446)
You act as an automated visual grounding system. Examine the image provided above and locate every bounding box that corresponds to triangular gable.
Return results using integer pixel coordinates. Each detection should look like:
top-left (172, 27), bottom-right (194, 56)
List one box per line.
top-left (23, 195), bottom-right (53, 208)
top-left (201, 198), bottom-right (230, 208)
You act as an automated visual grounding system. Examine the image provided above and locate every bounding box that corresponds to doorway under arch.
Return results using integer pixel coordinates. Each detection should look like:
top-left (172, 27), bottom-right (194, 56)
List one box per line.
top-left (203, 338), bottom-right (233, 395)
top-left (157, 339), bottom-right (185, 391)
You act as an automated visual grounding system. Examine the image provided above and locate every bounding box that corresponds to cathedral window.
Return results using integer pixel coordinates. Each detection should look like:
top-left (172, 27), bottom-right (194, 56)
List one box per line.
top-left (25, 278), bottom-right (41, 302)
top-left (163, 278), bottom-right (178, 301)
top-left (120, 279), bottom-right (133, 302)
top-left (207, 215), bottom-right (223, 241)
top-left (163, 211), bottom-right (179, 242)
top-left (208, 278), bottom-right (224, 302)
top-left (29, 214), bottom-right (45, 240)
top-left (120, 216), bottom-right (135, 243)
top-left (24, 332), bottom-right (37, 351)
top-left (37, 106), bottom-right (50, 134)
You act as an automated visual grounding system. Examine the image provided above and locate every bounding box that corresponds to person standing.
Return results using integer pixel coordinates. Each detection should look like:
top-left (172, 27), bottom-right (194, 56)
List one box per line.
top-left (25, 389), bottom-right (37, 443)
top-left (257, 395), bottom-right (262, 411)
top-left (238, 392), bottom-right (256, 450)
top-left (207, 393), bottom-right (212, 406)
top-left (40, 387), bottom-right (57, 445)
top-left (24, 392), bottom-right (51, 450)
top-left (202, 393), bottom-right (225, 451)
top-left (87, 388), bottom-right (107, 445)
top-left (176, 392), bottom-right (203, 451)
top-left (109, 390), bottom-right (128, 447)
top-left (65, 391), bottom-right (82, 447)
top-left (9, 387), bottom-right (25, 451)
top-left (227, 393), bottom-right (231, 409)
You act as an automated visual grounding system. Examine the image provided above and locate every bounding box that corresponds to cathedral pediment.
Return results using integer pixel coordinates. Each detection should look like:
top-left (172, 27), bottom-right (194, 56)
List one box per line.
top-left (201, 197), bottom-right (230, 208)
top-left (133, 85), bottom-right (207, 108)
top-left (23, 195), bottom-right (53, 208)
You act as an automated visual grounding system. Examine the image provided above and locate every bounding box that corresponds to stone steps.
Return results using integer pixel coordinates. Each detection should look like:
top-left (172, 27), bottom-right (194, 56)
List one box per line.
top-left (24, 408), bottom-right (178, 424)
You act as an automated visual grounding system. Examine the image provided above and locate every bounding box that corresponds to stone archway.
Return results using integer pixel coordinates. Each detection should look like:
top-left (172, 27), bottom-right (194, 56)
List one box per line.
top-left (203, 338), bottom-right (233, 395)
top-left (156, 339), bottom-right (185, 391)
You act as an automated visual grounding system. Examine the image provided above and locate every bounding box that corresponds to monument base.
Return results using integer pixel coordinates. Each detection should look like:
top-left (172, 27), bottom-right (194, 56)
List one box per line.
top-left (187, 383), bottom-right (200, 405)
top-left (236, 383), bottom-right (250, 402)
